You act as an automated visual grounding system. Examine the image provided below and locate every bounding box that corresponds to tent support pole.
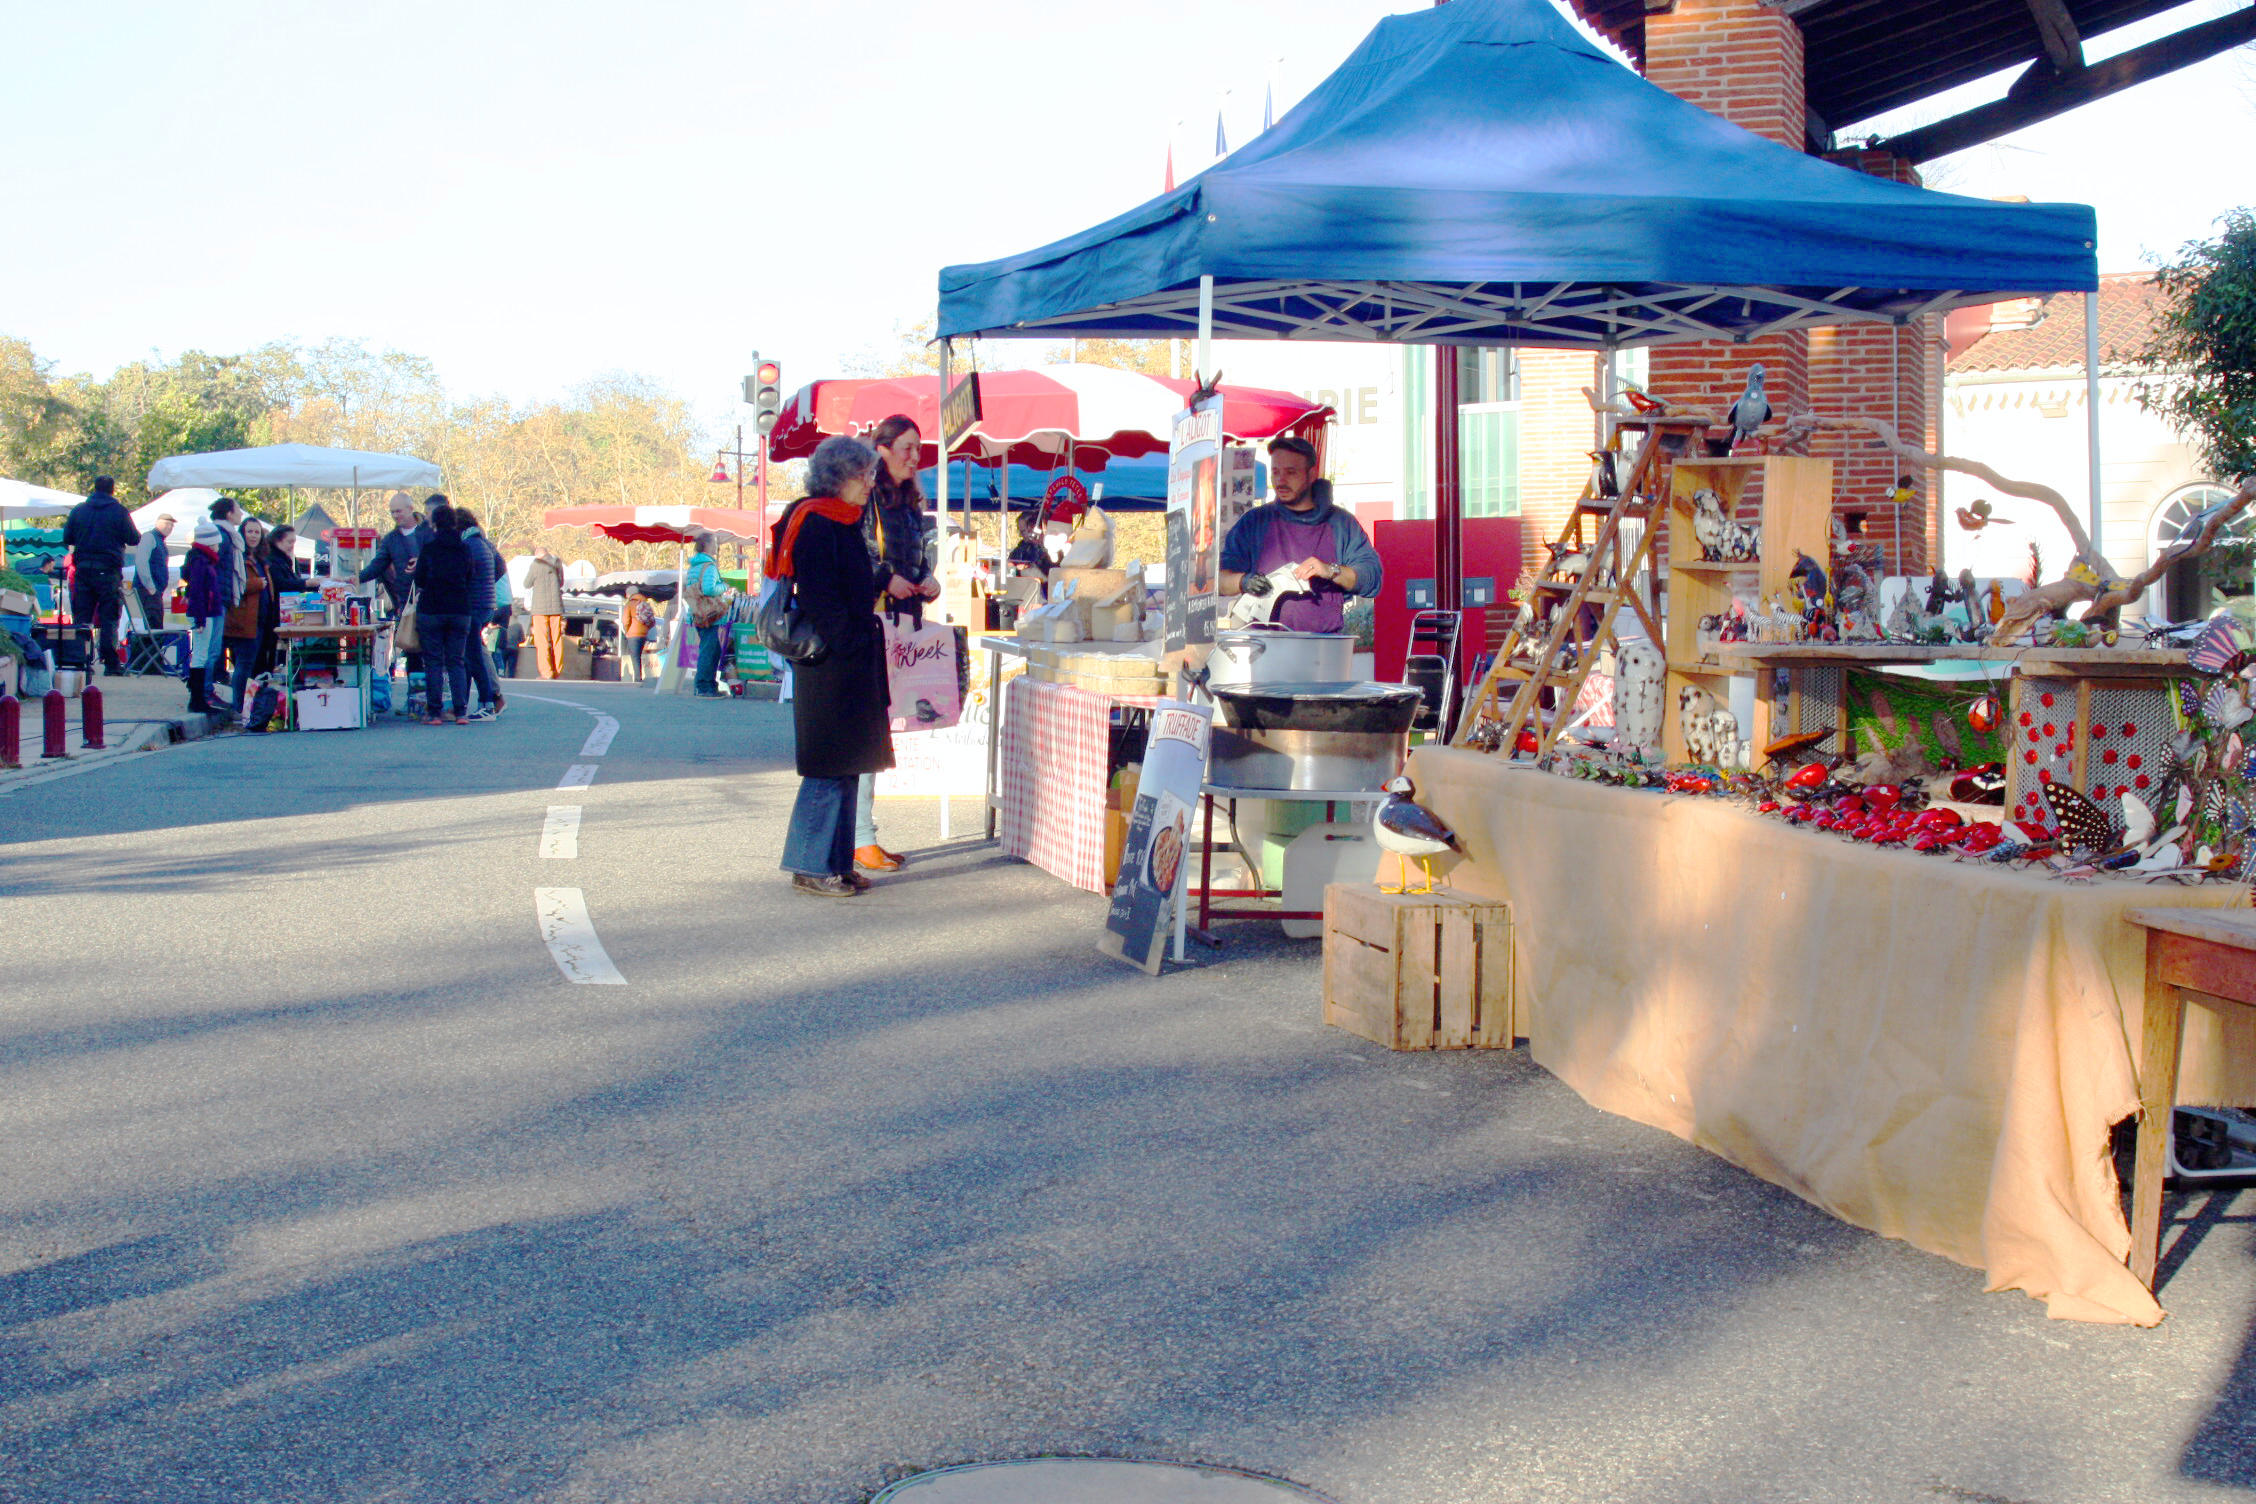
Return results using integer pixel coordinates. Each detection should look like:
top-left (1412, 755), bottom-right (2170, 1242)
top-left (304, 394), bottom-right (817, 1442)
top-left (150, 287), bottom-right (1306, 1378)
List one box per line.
top-left (938, 335), bottom-right (953, 603)
top-left (1434, 346), bottom-right (1463, 615)
top-left (2085, 289), bottom-right (2103, 560)
top-left (1197, 276), bottom-right (1214, 380)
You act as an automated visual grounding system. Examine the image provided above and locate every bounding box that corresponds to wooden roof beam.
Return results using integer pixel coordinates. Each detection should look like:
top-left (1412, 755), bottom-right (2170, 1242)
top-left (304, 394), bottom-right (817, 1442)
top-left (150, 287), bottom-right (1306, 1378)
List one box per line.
top-left (2026, 0), bottom-right (2086, 73)
top-left (1879, 3), bottom-right (2256, 161)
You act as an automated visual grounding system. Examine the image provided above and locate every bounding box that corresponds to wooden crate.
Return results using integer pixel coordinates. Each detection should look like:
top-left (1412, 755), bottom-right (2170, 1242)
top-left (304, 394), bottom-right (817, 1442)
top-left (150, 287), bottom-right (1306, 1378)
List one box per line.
top-left (1322, 883), bottom-right (1515, 1050)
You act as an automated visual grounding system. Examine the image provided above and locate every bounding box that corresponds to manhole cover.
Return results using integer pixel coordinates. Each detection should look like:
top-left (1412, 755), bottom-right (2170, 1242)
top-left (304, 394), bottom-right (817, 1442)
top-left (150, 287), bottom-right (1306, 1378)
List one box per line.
top-left (874, 1458), bottom-right (1333, 1503)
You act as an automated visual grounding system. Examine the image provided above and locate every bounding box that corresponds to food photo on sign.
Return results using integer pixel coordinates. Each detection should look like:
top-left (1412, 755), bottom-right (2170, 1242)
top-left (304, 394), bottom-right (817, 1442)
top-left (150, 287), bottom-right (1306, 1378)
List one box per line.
top-left (1100, 701), bottom-right (1215, 975)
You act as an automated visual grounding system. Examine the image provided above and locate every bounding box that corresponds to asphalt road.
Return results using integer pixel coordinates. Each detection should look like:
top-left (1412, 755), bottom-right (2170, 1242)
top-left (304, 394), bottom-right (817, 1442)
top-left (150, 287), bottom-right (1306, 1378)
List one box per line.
top-left (1, 682), bottom-right (2251, 1504)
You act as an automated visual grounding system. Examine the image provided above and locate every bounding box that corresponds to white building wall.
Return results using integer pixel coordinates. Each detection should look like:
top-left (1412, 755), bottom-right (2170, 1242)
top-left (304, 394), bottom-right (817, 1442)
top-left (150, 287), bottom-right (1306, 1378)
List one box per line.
top-left (1941, 369), bottom-right (2211, 615)
top-left (1211, 339), bottom-right (1404, 518)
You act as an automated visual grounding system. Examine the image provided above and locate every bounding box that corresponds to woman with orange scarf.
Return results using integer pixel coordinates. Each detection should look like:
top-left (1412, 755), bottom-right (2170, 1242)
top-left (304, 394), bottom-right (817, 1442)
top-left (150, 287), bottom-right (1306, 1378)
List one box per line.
top-left (773, 435), bottom-right (894, 896)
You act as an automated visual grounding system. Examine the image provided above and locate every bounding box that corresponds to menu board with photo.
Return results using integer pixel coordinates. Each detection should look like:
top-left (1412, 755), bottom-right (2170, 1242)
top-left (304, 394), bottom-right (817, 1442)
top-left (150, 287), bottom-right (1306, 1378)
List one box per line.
top-left (1164, 395), bottom-right (1223, 654)
top-left (1099, 701), bottom-right (1214, 975)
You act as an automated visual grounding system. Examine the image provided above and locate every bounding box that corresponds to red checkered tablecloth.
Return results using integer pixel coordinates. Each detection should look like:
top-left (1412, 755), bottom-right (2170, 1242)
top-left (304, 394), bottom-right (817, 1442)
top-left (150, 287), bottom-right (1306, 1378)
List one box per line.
top-left (998, 677), bottom-right (1151, 894)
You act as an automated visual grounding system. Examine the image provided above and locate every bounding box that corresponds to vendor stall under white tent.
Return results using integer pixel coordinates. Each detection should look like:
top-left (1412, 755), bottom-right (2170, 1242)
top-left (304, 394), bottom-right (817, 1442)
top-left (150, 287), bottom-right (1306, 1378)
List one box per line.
top-left (145, 442), bottom-right (441, 531)
top-left (0, 478), bottom-right (83, 519)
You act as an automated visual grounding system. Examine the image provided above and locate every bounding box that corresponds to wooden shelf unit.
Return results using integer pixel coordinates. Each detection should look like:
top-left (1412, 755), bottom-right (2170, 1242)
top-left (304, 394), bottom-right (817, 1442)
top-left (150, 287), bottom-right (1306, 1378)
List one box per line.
top-left (1661, 455), bottom-right (1833, 762)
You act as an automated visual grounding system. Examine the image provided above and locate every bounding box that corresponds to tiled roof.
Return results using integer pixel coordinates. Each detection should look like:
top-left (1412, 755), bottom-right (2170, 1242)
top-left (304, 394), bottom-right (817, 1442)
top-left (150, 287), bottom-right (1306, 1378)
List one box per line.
top-left (1948, 274), bottom-right (2168, 375)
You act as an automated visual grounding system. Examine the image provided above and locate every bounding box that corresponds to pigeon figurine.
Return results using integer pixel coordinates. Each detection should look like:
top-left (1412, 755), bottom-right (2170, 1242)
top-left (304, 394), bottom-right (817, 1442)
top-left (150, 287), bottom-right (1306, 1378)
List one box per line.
top-left (1374, 775), bottom-right (1461, 895)
top-left (1724, 364), bottom-right (1771, 451)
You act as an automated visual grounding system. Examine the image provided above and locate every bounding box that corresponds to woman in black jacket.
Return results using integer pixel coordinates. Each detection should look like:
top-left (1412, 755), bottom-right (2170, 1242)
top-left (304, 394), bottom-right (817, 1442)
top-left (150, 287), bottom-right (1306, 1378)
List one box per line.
top-left (410, 500), bottom-right (478, 725)
top-left (772, 436), bottom-right (893, 896)
top-left (253, 524), bottom-right (307, 669)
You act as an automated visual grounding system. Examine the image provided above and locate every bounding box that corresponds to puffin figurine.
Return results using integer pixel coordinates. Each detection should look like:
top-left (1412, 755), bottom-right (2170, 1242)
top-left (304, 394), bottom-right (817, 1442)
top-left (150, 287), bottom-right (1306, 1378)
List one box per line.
top-left (1375, 775), bottom-right (1462, 894)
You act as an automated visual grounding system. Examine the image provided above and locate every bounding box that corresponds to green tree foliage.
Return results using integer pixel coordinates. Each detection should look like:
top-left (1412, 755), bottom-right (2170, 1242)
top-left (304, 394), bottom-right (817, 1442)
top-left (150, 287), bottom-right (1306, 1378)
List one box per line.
top-left (2141, 209), bottom-right (2256, 481)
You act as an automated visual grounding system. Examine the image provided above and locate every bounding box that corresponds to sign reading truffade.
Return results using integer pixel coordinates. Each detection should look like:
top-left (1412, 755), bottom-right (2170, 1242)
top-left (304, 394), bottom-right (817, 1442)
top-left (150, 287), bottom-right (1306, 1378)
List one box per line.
top-left (1099, 701), bottom-right (1213, 975)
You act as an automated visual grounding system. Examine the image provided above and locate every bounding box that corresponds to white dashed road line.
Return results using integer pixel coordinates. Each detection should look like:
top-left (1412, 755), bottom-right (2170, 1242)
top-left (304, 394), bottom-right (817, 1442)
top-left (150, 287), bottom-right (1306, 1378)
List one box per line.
top-left (579, 716), bottom-right (619, 757)
top-left (540, 806), bottom-right (582, 859)
top-left (535, 887), bottom-right (626, 984)
top-left (558, 763), bottom-right (598, 789)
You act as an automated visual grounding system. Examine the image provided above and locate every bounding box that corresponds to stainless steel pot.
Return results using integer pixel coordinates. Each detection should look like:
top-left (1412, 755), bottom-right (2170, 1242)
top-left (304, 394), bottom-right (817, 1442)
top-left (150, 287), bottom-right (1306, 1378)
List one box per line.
top-left (1208, 727), bottom-right (1408, 793)
top-left (1205, 629), bottom-right (1354, 688)
top-left (1212, 682), bottom-right (1424, 735)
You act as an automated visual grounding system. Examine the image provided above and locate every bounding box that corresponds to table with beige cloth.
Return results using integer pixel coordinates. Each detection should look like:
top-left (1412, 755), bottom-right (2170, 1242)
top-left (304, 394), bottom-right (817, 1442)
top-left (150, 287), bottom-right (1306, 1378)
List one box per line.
top-left (1407, 746), bottom-right (2256, 1326)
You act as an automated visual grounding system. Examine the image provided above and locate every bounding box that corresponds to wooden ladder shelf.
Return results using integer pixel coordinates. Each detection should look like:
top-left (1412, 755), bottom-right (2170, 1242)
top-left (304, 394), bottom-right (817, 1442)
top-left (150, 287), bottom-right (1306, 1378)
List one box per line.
top-left (1453, 416), bottom-right (1707, 759)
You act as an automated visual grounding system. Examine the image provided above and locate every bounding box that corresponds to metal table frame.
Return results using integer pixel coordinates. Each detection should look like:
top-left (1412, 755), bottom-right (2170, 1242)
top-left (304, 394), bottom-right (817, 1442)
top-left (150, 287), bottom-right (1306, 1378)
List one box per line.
top-left (1190, 782), bottom-right (1384, 942)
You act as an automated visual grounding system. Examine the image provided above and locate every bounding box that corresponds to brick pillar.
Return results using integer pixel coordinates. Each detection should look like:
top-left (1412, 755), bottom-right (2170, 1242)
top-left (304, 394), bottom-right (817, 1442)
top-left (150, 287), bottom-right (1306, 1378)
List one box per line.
top-left (1640, 0), bottom-right (1811, 531)
top-left (1808, 147), bottom-right (1935, 573)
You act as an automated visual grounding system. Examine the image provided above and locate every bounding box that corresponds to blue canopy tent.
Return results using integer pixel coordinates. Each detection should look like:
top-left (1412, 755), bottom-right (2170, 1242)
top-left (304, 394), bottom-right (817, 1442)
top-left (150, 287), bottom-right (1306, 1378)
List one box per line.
top-left (937, 0), bottom-right (2105, 595)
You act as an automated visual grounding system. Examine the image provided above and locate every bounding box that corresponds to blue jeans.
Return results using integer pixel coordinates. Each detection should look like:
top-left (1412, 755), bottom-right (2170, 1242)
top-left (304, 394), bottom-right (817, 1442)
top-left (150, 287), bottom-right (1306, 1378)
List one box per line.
top-left (224, 636), bottom-right (261, 714)
top-left (419, 612), bottom-right (472, 717)
top-left (781, 774), bottom-right (859, 878)
top-left (465, 622), bottom-right (501, 709)
top-left (856, 772), bottom-right (878, 846)
top-left (695, 623), bottom-right (723, 694)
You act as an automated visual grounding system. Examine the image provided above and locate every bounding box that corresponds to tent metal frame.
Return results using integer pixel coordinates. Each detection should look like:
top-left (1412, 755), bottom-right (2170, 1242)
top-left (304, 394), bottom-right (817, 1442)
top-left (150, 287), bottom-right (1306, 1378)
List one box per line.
top-left (970, 277), bottom-right (1989, 350)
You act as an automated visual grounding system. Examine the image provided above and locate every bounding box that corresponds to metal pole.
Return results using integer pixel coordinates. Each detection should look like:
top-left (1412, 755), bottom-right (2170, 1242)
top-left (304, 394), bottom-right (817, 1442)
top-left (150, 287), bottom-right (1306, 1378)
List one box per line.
top-left (1435, 346), bottom-right (1463, 613)
top-left (1197, 275), bottom-right (1214, 381)
top-left (938, 336), bottom-right (953, 615)
top-left (2085, 288), bottom-right (2104, 560)
top-left (756, 431), bottom-right (770, 580)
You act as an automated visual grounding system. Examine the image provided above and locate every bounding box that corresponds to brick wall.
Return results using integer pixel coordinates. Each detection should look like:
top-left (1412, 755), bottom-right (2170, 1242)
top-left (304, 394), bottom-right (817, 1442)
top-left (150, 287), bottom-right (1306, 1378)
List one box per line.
top-left (1517, 348), bottom-right (1601, 555)
top-left (1643, 0), bottom-right (1805, 150)
top-left (1807, 149), bottom-right (1937, 573)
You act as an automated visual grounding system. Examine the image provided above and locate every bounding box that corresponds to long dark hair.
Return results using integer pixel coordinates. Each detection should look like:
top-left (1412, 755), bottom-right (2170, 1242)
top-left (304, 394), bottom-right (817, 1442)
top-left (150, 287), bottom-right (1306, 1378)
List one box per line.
top-left (870, 413), bottom-right (924, 510)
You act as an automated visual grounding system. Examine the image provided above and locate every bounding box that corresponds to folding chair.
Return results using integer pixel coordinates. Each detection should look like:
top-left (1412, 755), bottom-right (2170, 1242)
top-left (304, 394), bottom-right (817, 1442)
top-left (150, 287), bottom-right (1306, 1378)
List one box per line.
top-left (120, 592), bottom-right (183, 676)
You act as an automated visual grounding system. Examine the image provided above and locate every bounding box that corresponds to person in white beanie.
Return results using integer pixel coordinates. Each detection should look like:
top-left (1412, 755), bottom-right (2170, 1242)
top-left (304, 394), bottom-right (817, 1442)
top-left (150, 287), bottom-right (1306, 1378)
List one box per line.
top-left (182, 517), bottom-right (230, 714)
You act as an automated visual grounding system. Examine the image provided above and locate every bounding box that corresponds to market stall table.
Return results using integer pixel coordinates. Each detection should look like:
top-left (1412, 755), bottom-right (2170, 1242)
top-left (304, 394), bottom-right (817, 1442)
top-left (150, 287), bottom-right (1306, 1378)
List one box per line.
top-left (994, 672), bottom-right (1156, 894)
top-left (274, 623), bottom-right (376, 730)
top-left (2123, 907), bottom-right (2256, 1291)
top-left (1405, 745), bottom-right (2256, 1326)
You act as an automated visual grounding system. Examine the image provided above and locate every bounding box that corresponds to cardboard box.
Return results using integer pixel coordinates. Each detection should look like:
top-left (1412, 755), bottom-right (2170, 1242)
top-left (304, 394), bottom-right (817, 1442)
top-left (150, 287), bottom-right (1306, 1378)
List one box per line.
top-left (293, 687), bottom-right (363, 731)
top-left (1322, 884), bottom-right (1515, 1050)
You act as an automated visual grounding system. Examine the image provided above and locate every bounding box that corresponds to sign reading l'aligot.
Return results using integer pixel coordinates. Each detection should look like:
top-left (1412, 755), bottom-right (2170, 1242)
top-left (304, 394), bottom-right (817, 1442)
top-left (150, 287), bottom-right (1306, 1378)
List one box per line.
top-left (1099, 700), bottom-right (1214, 975)
top-left (941, 371), bottom-right (983, 449)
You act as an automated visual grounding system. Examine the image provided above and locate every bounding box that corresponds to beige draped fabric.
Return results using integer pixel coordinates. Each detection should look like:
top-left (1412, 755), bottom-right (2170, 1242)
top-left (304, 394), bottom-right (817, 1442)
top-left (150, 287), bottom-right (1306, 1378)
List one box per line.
top-left (1406, 747), bottom-right (2256, 1325)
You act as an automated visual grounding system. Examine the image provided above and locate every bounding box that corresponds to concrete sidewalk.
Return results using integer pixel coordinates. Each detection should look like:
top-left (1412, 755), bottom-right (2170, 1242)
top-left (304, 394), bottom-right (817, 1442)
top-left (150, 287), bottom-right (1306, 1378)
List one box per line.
top-left (0, 671), bottom-right (224, 793)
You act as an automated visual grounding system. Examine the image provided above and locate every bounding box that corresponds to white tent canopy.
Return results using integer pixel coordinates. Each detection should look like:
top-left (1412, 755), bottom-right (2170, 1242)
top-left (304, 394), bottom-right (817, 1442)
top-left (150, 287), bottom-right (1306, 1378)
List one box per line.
top-left (146, 442), bottom-right (440, 492)
top-left (0, 477), bottom-right (85, 519)
top-left (135, 490), bottom-right (221, 536)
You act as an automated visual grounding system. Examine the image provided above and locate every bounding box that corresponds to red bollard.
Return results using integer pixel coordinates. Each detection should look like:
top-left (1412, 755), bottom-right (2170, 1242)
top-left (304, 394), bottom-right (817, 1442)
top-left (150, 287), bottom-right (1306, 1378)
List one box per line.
top-left (41, 688), bottom-right (68, 759)
top-left (0, 692), bottom-right (18, 767)
top-left (81, 681), bottom-right (105, 750)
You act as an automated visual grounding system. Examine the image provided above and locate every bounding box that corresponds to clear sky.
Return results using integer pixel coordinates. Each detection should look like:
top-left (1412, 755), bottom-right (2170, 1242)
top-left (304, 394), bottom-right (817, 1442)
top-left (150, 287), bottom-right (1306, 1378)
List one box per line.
top-left (6, 0), bottom-right (2252, 438)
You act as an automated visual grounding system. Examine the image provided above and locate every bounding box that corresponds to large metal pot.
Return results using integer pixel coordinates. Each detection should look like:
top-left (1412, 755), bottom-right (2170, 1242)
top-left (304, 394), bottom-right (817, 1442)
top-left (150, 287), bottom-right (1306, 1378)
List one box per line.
top-left (1211, 682), bottom-right (1424, 735)
top-left (1208, 727), bottom-right (1408, 793)
top-left (1206, 629), bottom-right (1354, 688)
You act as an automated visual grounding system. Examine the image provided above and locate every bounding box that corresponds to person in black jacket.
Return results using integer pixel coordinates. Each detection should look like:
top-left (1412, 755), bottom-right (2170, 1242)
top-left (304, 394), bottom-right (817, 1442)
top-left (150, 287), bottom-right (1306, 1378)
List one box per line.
top-left (773, 436), bottom-right (894, 896)
top-left (409, 501), bottom-right (477, 725)
top-left (62, 476), bottom-right (140, 675)
top-left (253, 524), bottom-right (307, 677)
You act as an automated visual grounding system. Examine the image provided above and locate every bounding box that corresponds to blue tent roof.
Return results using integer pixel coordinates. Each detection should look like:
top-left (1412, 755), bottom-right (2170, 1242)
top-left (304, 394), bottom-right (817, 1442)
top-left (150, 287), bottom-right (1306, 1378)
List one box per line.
top-left (939, 0), bottom-right (2098, 349)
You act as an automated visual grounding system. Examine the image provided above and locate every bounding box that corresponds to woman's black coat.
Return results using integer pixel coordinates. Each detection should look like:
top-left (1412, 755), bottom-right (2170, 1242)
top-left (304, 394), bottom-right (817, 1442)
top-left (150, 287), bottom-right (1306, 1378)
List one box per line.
top-left (781, 503), bottom-right (893, 780)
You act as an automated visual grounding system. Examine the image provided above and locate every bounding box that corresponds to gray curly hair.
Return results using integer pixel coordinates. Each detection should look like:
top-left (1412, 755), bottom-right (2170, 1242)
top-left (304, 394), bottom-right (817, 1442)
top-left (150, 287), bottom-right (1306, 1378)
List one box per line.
top-left (806, 435), bottom-right (878, 498)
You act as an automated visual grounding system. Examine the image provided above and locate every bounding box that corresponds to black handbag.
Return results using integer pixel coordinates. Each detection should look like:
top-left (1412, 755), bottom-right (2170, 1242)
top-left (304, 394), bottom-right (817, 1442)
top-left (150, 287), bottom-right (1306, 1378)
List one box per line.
top-left (755, 573), bottom-right (826, 664)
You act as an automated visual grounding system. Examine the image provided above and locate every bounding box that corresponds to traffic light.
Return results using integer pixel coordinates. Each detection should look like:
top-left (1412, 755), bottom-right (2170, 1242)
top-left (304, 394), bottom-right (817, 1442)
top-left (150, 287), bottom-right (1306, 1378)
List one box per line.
top-left (746, 355), bottom-right (785, 435)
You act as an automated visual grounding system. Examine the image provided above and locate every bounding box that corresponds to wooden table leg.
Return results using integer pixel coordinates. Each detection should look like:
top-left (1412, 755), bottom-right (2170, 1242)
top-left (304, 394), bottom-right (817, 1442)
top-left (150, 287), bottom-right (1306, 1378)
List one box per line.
top-left (2129, 931), bottom-right (2190, 1289)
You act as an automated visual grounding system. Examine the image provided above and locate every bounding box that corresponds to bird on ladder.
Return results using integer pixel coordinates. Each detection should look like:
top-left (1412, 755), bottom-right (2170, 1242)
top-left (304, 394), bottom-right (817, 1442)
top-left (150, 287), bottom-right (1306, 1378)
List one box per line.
top-left (1375, 775), bottom-right (1462, 895)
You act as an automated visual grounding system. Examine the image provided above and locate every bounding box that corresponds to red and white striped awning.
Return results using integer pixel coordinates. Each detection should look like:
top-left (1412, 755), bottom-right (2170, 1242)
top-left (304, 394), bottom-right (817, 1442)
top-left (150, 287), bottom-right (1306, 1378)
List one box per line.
top-left (540, 505), bottom-right (774, 545)
top-left (768, 363), bottom-right (1332, 466)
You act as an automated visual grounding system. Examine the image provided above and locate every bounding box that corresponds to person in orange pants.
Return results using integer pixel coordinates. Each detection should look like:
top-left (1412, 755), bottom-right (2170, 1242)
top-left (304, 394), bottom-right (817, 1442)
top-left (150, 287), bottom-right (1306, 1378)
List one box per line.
top-left (525, 549), bottom-right (566, 678)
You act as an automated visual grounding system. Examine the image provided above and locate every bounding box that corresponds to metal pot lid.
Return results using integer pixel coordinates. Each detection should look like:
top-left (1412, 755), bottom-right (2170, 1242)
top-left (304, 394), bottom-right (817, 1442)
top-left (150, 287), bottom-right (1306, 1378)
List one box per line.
top-left (1213, 629), bottom-right (1354, 644)
top-left (1210, 680), bottom-right (1421, 703)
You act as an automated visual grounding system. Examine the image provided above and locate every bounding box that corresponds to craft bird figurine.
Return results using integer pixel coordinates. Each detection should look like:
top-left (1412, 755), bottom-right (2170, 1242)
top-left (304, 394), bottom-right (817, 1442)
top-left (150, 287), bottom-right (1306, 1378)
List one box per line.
top-left (1375, 775), bottom-right (1461, 895)
top-left (1955, 497), bottom-right (2013, 533)
top-left (1725, 364), bottom-right (1771, 451)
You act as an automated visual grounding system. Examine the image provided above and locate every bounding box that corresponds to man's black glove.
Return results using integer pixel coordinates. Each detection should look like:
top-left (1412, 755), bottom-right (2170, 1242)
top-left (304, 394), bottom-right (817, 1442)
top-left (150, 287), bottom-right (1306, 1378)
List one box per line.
top-left (1243, 571), bottom-right (1275, 597)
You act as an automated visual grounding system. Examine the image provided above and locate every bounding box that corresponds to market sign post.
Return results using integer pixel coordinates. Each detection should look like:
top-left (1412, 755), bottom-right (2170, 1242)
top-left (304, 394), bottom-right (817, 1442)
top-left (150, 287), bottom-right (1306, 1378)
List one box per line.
top-left (1100, 701), bottom-right (1214, 974)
